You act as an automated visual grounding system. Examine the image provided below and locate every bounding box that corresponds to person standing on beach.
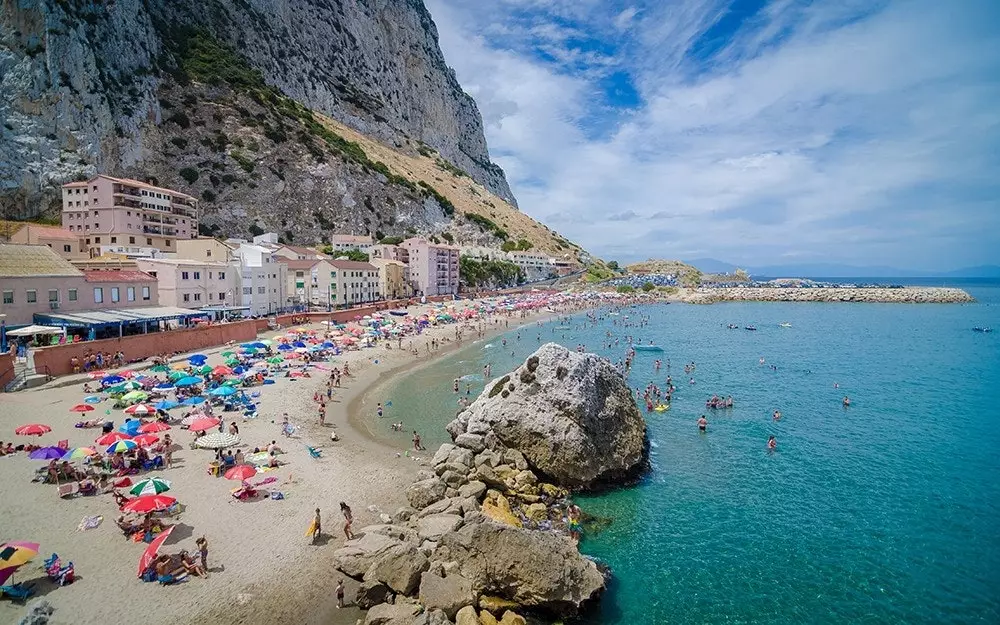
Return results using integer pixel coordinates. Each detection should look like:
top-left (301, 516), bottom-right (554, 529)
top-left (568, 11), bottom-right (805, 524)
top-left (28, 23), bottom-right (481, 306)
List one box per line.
top-left (312, 508), bottom-right (322, 544)
top-left (336, 579), bottom-right (345, 608)
top-left (196, 536), bottom-right (209, 577)
top-left (318, 403), bottom-right (326, 426)
top-left (412, 430), bottom-right (423, 451)
top-left (340, 502), bottom-right (354, 540)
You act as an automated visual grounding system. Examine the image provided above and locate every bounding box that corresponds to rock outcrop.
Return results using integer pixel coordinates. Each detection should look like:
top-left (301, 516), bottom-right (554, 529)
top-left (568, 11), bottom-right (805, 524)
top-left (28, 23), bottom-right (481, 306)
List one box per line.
top-left (448, 343), bottom-right (649, 490)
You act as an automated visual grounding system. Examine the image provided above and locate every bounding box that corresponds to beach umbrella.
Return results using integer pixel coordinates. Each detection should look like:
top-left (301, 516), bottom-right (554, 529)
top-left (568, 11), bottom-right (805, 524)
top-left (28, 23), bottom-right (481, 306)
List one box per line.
top-left (15, 424), bottom-right (51, 436)
top-left (292, 341), bottom-right (307, 348)
top-left (84, 395), bottom-right (102, 404)
top-left (212, 365), bottom-right (233, 376)
top-left (266, 356), bottom-right (283, 364)
top-left (189, 353), bottom-right (207, 362)
top-left (277, 344), bottom-right (292, 351)
top-left (175, 376), bottom-right (203, 387)
top-left (121, 390), bottom-right (148, 403)
top-left (153, 382), bottom-right (175, 391)
top-left (193, 432), bottom-right (240, 449)
top-left (132, 433), bottom-right (160, 447)
top-left (188, 417), bottom-right (221, 432)
top-left (170, 363), bottom-right (189, 371)
top-left (195, 365), bottom-right (212, 375)
top-left (118, 420), bottom-right (142, 436)
top-left (129, 476), bottom-right (171, 496)
top-left (181, 396), bottom-right (206, 406)
top-left (137, 525), bottom-right (174, 577)
top-left (224, 464), bottom-right (257, 481)
top-left (105, 383), bottom-right (127, 394)
top-left (70, 404), bottom-right (94, 413)
top-left (168, 370), bottom-right (187, 380)
top-left (209, 386), bottom-right (237, 397)
top-left (62, 447), bottom-right (98, 460)
top-left (124, 404), bottom-right (157, 416)
top-left (0, 541), bottom-right (40, 586)
top-left (139, 421), bottom-right (171, 433)
top-left (221, 351), bottom-right (235, 357)
top-left (150, 364), bottom-right (170, 373)
top-left (106, 440), bottom-right (138, 454)
top-left (28, 446), bottom-right (66, 460)
top-left (123, 494), bottom-right (176, 514)
top-left (101, 375), bottom-right (124, 385)
top-left (119, 381), bottom-right (142, 391)
top-left (95, 432), bottom-right (130, 445)
top-left (154, 400), bottom-right (180, 411)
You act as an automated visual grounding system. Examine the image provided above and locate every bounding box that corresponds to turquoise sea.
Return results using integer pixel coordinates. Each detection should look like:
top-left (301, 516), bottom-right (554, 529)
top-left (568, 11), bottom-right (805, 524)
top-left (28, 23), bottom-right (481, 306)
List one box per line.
top-left (375, 280), bottom-right (1000, 624)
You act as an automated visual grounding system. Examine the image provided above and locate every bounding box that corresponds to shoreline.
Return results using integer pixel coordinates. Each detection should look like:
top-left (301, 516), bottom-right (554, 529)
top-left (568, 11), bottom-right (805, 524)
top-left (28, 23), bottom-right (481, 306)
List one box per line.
top-left (680, 286), bottom-right (975, 303)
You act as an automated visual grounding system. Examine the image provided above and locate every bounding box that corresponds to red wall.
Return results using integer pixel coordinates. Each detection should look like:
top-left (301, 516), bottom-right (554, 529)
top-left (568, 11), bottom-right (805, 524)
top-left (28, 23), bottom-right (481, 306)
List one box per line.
top-left (0, 353), bottom-right (14, 389)
top-left (32, 321), bottom-right (258, 376)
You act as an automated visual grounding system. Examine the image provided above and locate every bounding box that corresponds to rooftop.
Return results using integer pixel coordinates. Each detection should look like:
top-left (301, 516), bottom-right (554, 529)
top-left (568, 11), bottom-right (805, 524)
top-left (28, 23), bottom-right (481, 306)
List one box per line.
top-left (13, 224), bottom-right (81, 241)
top-left (0, 244), bottom-right (83, 278)
top-left (136, 258), bottom-right (231, 267)
top-left (32, 306), bottom-right (205, 328)
top-left (280, 259), bottom-right (322, 270)
top-left (82, 270), bottom-right (157, 283)
top-left (63, 175), bottom-right (197, 202)
top-left (330, 260), bottom-right (377, 270)
top-left (276, 244), bottom-right (331, 258)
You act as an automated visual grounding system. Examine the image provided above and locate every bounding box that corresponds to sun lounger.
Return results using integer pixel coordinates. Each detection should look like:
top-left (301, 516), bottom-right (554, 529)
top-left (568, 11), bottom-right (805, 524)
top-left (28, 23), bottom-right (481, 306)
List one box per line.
top-left (0, 583), bottom-right (35, 603)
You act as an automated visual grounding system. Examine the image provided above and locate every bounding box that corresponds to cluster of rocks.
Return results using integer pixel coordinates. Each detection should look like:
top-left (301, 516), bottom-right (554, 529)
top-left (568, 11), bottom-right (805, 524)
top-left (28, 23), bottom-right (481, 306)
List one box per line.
top-left (333, 344), bottom-right (649, 625)
top-left (687, 287), bottom-right (975, 304)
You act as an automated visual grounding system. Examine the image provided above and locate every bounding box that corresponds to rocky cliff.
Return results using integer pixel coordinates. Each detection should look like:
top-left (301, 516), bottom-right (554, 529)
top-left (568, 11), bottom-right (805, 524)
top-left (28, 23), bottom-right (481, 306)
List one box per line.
top-left (0, 0), bottom-right (548, 250)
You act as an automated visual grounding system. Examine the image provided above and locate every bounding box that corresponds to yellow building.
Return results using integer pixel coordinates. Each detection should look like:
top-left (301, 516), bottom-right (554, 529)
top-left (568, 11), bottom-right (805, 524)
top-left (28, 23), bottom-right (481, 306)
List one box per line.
top-left (370, 257), bottom-right (410, 300)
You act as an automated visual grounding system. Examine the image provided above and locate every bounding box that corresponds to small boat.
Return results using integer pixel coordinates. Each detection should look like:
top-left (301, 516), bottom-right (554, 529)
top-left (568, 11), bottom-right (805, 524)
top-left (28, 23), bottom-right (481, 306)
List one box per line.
top-left (779, 323), bottom-right (792, 328)
top-left (745, 326), bottom-right (757, 331)
top-left (973, 327), bottom-right (993, 333)
top-left (634, 345), bottom-right (664, 352)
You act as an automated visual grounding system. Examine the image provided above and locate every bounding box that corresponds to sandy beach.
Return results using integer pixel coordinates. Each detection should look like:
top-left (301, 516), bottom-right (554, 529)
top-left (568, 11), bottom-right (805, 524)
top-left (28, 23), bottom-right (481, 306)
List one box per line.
top-left (0, 296), bottom-right (583, 625)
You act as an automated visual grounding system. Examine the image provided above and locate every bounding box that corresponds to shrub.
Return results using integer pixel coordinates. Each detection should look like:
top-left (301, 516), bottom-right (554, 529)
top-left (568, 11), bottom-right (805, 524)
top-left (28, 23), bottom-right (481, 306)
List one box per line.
top-left (230, 150), bottom-right (255, 173)
top-left (642, 281), bottom-right (655, 292)
top-left (179, 167), bottom-right (199, 183)
top-left (440, 232), bottom-right (454, 243)
top-left (616, 285), bottom-right (635, 293)
top-left (167, 112), bottom-right (190, 128)
top-left (170, 137), bottom-right (188, 149)
top-left (248, 224), bottom-right (264, 237)
top-left (379, 236), bottom-right (404, 245)
top-left (201, 189), bottom-right (216, 202)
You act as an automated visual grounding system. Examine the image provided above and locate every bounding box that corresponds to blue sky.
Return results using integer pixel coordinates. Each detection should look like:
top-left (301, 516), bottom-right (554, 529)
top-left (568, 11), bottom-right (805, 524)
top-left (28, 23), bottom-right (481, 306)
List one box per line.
top-left (424, 0), bottom-right (1000, 270)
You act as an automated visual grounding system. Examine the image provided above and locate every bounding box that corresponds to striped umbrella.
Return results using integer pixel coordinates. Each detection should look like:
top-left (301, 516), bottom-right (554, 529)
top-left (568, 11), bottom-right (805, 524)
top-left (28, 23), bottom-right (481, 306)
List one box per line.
top-left (194, 432), bottom-right (241, 449)
top-left (0, 541), bottom-right (40, 586)
top-left (188, 417), bottom-right (221, 432)
top-left (124, 404), bottom-right (157, 416)
top-left (106, 439), bottom-right (138, 454)
top-left (138, 421), bottom-right (171, 433)
top-left (95, 432), bottom-right (131, 445)
top-left (129, 476), bottom-right (171, 496)
top-left (15, 424), bottom-right (51, 436)
top-left (132, 433), bottom-right (160, 447)
top-left (62, 447), bottom-right (98, 460)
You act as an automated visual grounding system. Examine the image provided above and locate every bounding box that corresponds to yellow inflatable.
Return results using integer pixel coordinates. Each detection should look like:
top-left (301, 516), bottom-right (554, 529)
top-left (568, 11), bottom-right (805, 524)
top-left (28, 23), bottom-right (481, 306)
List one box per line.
top-left (654, 404), bottom-right (669, 412)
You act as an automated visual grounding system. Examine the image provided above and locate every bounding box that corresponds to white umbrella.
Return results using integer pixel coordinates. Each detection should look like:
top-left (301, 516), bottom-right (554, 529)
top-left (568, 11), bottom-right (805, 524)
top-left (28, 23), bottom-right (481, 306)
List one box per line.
top-left (194, 432), bottom-right (241, 449)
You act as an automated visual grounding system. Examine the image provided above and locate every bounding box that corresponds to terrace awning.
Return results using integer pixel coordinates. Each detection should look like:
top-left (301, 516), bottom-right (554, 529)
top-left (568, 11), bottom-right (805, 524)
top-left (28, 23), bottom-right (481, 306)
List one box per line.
top-left (5, 324), bottom-right (65, 337)
top-left (32, 306), bottom-right (206, 329)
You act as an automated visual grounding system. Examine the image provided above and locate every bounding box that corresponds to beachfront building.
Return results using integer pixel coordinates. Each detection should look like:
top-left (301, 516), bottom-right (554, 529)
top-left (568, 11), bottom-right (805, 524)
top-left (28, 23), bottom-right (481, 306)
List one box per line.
top-left (8, 224), bottom-right (87, 261)
top-left (329, 234), bottom-right (374, 255)
top-left (61, 175), bottom-right (199, 252)
top-left (0, 244), bottom-right (158, 327)
top-left (135, 258), bottom-right (238, 309)
top-left (370, 258), bottom-right (410, 300)
top-left (507, 251), bottom-right (557, 281)
top-left (460, 245), bottom-right (505, 261)
top-left (329, 260), bottom-right (380, 306)
top-left (282, 259), bottom-right (336, 310)
top-left (172, 237), bottom-right (236, 263)
top-left (271, 244), bottom-right (331, 262)
top-left (401, 237), bottom-right (460, 296)
top-left (232, 243), bottom-right (287, 316)
top-left (71, 253), bottom-right (139, 272)
top-left (370, 243), bottom-right (408, 262)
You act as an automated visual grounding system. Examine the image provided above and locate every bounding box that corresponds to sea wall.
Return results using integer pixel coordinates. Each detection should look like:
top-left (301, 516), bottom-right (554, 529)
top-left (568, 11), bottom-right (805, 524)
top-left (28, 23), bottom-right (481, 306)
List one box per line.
top-left (685, 287), bottom-right (975, 304)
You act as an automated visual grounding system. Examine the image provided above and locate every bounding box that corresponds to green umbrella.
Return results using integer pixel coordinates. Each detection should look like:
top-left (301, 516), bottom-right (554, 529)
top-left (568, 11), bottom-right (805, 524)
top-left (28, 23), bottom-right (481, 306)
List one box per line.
top-left (129, 476), bottom-right (172, 496)
top-left (221, 351), bottom-right (235, 357)
top-left (196, 365), bottom-right (212, 375)
top-left (105, 383), bottom-right (127, 394)
top-left (168, 371), bottom-right (187, 381)
top-left (267, 357), bottom-right (283, 364)
top-left (223, 379), bottom-right (241, 386)
top-left (150, 364), bottom-right (170, 372)
top-left (121, 390), bottom-right (148, 403)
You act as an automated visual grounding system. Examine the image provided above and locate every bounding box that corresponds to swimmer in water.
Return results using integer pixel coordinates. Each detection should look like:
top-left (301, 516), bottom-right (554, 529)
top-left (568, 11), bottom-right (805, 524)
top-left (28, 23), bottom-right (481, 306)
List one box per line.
top-left (689, 377), bottom-right (696, 385)
top-left (453, 379), bottom-right (459, 393)
top-left (773, 410), bottom-right (781, 421)
top-left (768, 436), bottom-right (777, 451)
top-left (760, 357), bottom-right (765, 365)
top-left (697, 415), bottom-right (707, 432)
top-left (843, 396), bottom-right (851, 407)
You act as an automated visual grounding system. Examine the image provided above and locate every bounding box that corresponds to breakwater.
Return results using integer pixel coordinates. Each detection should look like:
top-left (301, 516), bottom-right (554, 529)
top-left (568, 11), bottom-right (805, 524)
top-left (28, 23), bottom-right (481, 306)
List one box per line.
top-left (685, 286), bottom-right (974, 304)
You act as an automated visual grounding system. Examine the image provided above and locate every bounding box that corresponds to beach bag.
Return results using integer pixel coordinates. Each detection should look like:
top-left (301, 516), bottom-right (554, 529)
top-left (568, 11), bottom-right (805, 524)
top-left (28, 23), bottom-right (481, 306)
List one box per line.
top-left (271, 491), bottom-right (284, 500)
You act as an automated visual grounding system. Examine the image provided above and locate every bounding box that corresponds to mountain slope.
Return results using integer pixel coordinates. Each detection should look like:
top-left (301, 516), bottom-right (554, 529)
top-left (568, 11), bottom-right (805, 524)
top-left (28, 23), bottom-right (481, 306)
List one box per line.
top-left (0, 0), bottom-right (515, 217)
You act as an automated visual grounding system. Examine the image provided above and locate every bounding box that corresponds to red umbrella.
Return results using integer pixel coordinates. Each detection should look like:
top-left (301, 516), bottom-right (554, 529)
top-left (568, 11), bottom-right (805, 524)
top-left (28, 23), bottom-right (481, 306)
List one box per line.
top-left (138, 421), bottom-right (171, 433)
top-left (123, 494), bottom-right (176, 514)
top-left (212, 365), bottom-right (233, 376)
top-left (124, 404), bottom-right (157, 416)
top-left (70, 404), bottom-right (94, 413)
top-left (188, 417), bottom-right (221, 432)
top-left (137, 525), bottom-right (174, 577)
top-left (95, 432), bottom-right (131, 445)
top-left (15, 424), bottom-right (51, 436)
top-left (224, 464), bottom-right (257, 481)
top-left (132, 433), bottom-right (160, 447)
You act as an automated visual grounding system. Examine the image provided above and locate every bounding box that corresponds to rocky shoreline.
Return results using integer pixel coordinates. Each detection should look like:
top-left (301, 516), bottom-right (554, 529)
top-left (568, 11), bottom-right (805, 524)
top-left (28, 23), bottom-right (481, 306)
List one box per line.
top-left (332, 343), bottom-right (649, 625)
top-left (684, 286), bottom-right (974, 304)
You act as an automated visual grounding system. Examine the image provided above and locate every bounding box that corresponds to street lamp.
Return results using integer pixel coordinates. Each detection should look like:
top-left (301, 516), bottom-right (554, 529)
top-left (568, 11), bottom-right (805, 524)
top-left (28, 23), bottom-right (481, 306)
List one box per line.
top-left (0, 313), bottom-right (6, 354)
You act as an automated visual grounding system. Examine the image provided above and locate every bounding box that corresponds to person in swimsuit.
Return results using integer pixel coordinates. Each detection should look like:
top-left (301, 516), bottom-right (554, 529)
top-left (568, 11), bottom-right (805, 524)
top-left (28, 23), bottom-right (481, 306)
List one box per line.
top-left (768, 436), bottom-right (777, 451)
top-left (773, 410), bottom-right (781, 421)
top-left (843, 396), bottom-right (851, 407)
top-left (312, 508), bottom-right (322, 544)
top-left (697, 415), bottom-right (708, 432)
top-left (340, 502), bottom-right (354, 540)
top-left (336, 579), bottom-right (345, 608)
top-left (567, 504), bottom-right (582, 542)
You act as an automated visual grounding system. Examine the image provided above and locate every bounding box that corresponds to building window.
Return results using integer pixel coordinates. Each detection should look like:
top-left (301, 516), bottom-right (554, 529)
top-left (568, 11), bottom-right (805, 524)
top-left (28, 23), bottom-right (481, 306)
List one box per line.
top-left (94, 287), bottom-right (104, 303)
top-left (193, 293), bottom-right (201, 301)
top-left (193, 271), bottom-right (200, 280)
top-left (2, 290), bottom-right (12, 304)
top-left (26, 290), bottom-right (37, 303)
top-left (68, 289), bottom-right (77, 301)
top-left (218, 271), bottom-right (225, 279)
top-left (181, 272), bottom-right (189, 280)
top-left (258, 286), bottom-right (265, 294)
top-left (94, 223), bottom-right (99, 229)
top-left (86, 238), bottom-right (91, 244)
top-left (165, 240), bottom-right (171, 247)
top-left (110, 236), bottom-right (117, 243)
top-left (206, 250), bottom-right (212, 257)
top-left (183, 293), bottom-right (190, 302)
top-left (127, 287), bottom-right (135, 301)
top-left (63, 244), bottom-right (72, 252)
top-left (129, 236), bottom-right (135, 244)
top-left (147, 238), bottom-right (152, 245)
top-left (142, 286), bottom-right (150, 300)
top-left (94, 236), bottom-right (101, 244)
top-left (48, 289), bottom-right (59, 302)
top-left (209, 293), bottom-right (214, 300)
top-left (111, 287), bottom-right (120, 303)
top-left (219, 292), bottom-right (226, 300)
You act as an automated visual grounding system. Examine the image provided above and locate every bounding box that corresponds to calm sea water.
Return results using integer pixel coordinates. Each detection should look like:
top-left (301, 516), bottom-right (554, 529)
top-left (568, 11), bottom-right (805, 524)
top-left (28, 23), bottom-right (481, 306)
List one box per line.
top-left (375, 281), bottom-right (1000, 624)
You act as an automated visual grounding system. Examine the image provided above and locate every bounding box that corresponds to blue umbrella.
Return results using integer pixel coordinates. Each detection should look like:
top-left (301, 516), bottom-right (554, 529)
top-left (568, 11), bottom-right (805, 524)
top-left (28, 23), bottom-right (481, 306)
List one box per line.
top-left (233, 366), bottom-right (247, 375)
top-left (29, 447), bottom-right (66, 460)
top-left (101, 375), bottom-right (124, 385)
top-left (119, 420), bottom-right (142, 435)
top-left (154, 400), bottom-right (180, 410)
top-left (181, 396), bottom-right (205, 406)
top-left (292, 341), bottom-right (307, 348)
top-left (210, 386), bottom-right (237, 397)
top-left (84, 395), bottom-right (102, 404)
top-left (175, 376), bottom-right (203, 387)
top-left (277, 344), bottom-right (292, 351)
top-left (250, 342), bottom-right (267, 349)
top-left (322, 341), bottom-right (334, 348)
top-left (189, 354), bottom-right (207, 361)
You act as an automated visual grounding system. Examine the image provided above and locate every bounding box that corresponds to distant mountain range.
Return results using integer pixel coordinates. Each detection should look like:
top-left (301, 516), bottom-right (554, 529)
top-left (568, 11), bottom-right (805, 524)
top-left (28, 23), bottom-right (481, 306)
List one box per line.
top-left (685, 259), bottom-right (1000, 279)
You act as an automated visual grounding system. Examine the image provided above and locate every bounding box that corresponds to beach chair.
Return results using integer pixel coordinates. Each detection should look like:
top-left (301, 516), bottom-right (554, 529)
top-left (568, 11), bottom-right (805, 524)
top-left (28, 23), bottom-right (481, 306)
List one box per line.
top-left (57, 483), bottom-right (79, 498)
top-left (0, 583), bottom-right (35, 603)
top-left (307, 446), bottom-right (322, 459)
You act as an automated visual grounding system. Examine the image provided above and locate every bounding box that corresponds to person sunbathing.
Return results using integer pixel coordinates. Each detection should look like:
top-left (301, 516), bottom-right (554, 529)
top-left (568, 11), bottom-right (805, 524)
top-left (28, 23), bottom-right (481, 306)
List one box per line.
top-left (116, 515), bottom-right (142, 536)
top-left (155, 555), bottom-right (186, 584)
top-left (178, 550), bottom-right (206, 577)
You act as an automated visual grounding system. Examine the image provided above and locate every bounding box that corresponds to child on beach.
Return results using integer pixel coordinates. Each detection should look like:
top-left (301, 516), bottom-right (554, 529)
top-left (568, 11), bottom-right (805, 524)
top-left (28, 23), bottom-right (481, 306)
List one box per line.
top-left (311, 508), bottom-right (322, 544)
top-left (196, 536), bottom-right (209, 576)
top-left (336, 579), bottom-right (345, 608)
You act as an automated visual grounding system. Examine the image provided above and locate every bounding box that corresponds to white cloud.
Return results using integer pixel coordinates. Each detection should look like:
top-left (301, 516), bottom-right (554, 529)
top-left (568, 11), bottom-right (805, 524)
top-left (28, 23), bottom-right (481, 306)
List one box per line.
top-left (425, 0), bottom-right (1000, 270)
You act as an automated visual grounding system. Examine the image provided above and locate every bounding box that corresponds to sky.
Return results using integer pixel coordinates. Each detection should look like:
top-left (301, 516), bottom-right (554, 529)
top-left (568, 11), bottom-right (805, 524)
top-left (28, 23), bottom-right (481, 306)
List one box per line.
top-left (424, 0), bottom-right (1000, 271)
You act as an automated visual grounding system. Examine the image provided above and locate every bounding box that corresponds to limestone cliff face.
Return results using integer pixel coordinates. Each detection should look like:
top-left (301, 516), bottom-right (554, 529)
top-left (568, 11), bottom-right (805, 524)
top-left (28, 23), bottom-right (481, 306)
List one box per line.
top-left (0, 0), bottom-right (516, 230)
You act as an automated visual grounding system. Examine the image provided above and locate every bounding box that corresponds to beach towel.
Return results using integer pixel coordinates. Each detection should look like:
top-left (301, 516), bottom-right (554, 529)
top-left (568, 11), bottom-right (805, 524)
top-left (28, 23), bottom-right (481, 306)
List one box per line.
top-left (77, 515), bottom-right (103, 531)
top-left (304, 519), bottom-right (317, 537)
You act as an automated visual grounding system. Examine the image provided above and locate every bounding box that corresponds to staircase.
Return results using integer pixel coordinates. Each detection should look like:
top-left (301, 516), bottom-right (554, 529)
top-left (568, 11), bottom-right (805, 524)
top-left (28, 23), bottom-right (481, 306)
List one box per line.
top-left (2, 362), bottom-right (51, 392)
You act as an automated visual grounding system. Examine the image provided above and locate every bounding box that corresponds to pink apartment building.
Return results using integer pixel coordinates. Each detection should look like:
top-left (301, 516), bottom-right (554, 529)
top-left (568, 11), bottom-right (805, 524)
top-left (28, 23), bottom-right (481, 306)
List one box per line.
top-left (61, 175), bottom-right (199, 252)
top-left (400, 237), bottom-right (460, 296)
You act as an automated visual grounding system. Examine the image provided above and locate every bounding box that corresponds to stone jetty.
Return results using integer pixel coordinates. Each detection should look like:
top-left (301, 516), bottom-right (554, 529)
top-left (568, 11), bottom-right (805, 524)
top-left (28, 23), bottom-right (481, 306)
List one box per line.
top-left (333, 344), bottom-right (649, 625)
top-left (685, 286), bottom-right (974, 304)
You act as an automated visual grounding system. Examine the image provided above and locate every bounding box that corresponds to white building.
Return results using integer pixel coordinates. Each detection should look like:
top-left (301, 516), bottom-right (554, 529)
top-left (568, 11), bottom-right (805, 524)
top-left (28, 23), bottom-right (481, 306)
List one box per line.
top-left (460, 246), bottom-right (505, 261)
top-left (135, 258), bottom-right (240, 309)
top-left (329, 259), bottom-right (380, 306)
top-left (329, 234), bottom-right (374, 254)
top-left (233, 244), bottom-right (288, 316)
top-left (507, 251), bottom-right (556, 281)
